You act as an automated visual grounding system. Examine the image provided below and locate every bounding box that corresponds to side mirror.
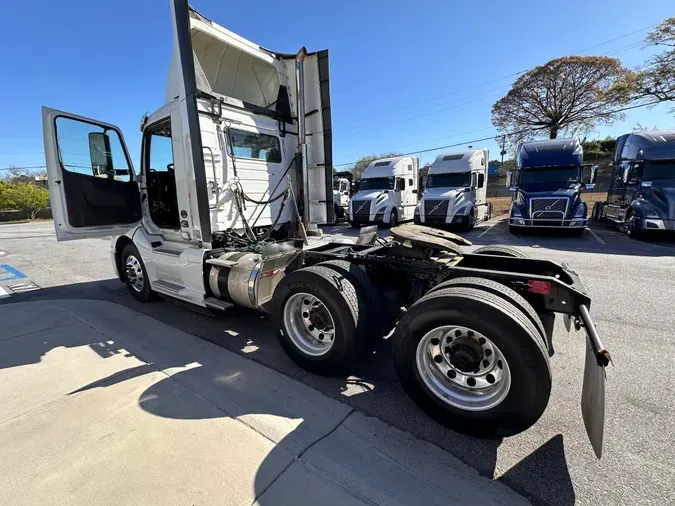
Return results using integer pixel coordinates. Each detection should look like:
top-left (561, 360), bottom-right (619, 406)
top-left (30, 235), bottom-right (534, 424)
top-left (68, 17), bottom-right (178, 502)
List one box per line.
top-left (88, 132), bottom-right (113, 177)
top-left (505, 171), bottom-right (512, 187)
top-left (590, 165), bottom-right (598, 184)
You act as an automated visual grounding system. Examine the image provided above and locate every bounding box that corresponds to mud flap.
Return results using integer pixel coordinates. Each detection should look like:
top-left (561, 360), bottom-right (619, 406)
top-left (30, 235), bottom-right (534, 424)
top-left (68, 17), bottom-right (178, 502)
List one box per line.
top-left (581, 334), bottom-right (605, 459)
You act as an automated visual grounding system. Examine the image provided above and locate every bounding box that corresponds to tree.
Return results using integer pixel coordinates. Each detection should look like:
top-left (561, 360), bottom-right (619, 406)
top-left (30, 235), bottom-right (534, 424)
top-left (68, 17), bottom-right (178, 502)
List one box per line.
top-left (1, 183), bottom-right (50, 219)
top-left (491, 56), bottom-right (635, 145)
top-left (636, 17), bottom-right (675, 107)
top-left (350, 152), bottom-right (401, 180)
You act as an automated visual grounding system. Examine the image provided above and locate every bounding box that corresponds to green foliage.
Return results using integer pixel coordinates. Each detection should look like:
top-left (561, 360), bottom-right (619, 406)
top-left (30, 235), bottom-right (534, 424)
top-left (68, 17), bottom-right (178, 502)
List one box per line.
top-left (581, 137), bottom-right (616, 160)
top-left (492, 56), bottom-right (635, 148)
top-left (636, 17), bottom-right (675, 108)
top-left (0, 183), bottom-right (50, 219)
top-left (350, 152), bottom-right (402, 180)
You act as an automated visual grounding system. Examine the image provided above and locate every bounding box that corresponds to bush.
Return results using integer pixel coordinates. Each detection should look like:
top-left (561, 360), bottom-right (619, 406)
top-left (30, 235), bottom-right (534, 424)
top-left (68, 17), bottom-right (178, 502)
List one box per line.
top-left (0, 183), bottom-right (50, 219)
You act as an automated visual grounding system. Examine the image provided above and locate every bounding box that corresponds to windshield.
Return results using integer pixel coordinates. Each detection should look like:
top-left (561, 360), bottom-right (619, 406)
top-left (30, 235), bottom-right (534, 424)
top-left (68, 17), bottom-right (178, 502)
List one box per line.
top-left (360, 177), bottom-right (393, 191)
top-left (644, 161), bottom-right (675, 180)
top-left (519, 167), bottom-right (580, 185)
top-left (426, 172), bottom-right (471, 188)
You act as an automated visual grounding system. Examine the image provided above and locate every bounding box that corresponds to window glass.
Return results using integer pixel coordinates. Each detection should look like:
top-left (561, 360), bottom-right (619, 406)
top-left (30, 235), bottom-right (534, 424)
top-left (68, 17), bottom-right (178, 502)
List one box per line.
top-left (408, 178), bottom-right (413, 187)
top-left (360, 177), bottom-right (393, 190)
top-left (442, 154), bottom-right (464, 161)
top-left (426, 172), bottom-right (471, 188)
top-left (229, 129), bottom-right (281, 162)
top-left (55, 117), bottom-right (131, 181)
top-left (148, 130), bottom-right (174, 172)
top-left (374, 161), bottom-right (391, 167)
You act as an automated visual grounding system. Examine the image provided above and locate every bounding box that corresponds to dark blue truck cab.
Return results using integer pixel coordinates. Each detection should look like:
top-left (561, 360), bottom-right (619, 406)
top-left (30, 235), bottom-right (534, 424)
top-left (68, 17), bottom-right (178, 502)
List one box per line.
top-left (593, 130), bottom-right (675, 239)
top-left (508, 138), bottom-right (595, 235)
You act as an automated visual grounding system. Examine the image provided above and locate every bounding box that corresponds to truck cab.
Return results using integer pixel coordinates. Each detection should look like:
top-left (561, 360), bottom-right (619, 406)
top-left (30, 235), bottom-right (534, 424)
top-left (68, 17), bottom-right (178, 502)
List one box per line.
top-left (414, 149), bottom-right (491, 230)
top-left (508, 138), bottom-right (594, 235)
top-left (332, 170), bottom-right (352, 221)
top-left (346, 156), bottom-right (419, 227)
top-left (594, 130), bottom-right (675, 238)
top-left (42, 1), bottom-right (333, 307)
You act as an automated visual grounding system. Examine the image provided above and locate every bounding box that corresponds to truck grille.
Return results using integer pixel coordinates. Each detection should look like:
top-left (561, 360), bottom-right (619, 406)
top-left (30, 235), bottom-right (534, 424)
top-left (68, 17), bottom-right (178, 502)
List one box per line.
top-left (530, 198), bottom-right (568, 217)
top-left (351, 200), bottom-right (371, 220)
top-left (424, 199), bottom-right (449, 217)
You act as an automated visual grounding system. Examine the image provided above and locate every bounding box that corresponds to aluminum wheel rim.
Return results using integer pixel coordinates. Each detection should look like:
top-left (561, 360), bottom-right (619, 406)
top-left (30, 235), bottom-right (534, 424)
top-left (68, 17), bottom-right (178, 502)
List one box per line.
top-left (125, 255), bottom-right (145, 293)
top-left (416, 325), bottom-right (511, 411)
top-left (283, 293), bottom-right (336, 356)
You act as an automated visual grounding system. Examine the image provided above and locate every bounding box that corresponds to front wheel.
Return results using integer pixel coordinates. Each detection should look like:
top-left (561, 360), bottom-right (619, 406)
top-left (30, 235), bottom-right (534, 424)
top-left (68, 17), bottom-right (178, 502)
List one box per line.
top-left (625, 211), bottom-right (645, 239)
top-left (121, 244), bottom-right (156, 302)
top-left (393, 285), bottom-right (551, 437)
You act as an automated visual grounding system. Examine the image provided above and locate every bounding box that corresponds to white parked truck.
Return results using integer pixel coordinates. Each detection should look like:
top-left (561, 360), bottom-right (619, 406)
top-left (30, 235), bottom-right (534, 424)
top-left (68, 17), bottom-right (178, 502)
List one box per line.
top-left (41, 0), bottom-right (610, 457)
top-left (347, 156), bottom-right (419, 227)
top-left (332, 170), bottom-right (352, 221)
top-left (415, 150), bottom-right (491, 230)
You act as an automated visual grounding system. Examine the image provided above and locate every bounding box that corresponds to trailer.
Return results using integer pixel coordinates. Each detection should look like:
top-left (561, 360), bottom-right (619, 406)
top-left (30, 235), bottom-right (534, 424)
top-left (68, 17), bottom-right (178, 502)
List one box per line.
top-left (593, 130), bottom-right (675, 238)
top-left (41, 0), bottom-right (610, 457)
top-left (414, 149), bottom-right (492, 230)
top-left (347, 156), bottom-right (419, 227)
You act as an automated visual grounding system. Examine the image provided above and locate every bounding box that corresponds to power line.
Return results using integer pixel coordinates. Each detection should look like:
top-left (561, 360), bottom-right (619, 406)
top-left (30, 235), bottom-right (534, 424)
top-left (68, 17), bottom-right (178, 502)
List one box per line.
top-left (335, 23), bottom-right (656, 133)
top-left (333, 100), bottom-right (662, 168)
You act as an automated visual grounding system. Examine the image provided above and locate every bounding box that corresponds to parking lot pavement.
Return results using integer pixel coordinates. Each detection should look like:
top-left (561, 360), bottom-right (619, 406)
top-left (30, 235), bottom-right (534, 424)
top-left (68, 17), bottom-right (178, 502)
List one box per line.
top-left (2, 219), bottom-right (675, 505)
top-left (0, 301), bottom-right (527, 506)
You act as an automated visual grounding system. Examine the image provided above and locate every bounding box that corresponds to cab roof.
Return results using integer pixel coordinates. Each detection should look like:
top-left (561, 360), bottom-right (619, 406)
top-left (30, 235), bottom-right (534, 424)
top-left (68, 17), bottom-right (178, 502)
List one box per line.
top-left (631, 130), bottom-right (675, 160)
top-left (517, 138), bottom-right (582, 169)
top-left (430, 150), bottom-right (486, 174)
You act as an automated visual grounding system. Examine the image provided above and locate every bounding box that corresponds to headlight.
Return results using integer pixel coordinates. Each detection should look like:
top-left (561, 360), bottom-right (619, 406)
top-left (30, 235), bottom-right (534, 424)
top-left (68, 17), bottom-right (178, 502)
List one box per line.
top-left (573, 205), bottom-right (587, 218)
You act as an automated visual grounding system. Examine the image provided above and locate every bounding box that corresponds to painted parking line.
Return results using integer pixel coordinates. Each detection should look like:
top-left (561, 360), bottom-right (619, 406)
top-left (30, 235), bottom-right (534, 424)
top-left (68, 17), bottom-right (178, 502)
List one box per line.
top-left (477, 221), bottom-right (500, 238)
top-left (0, 264), bottom-right (27, 282)
top-left (8, 281), bottom-right (40, 294)
top-left (587, 227), bottom-right (606, 245)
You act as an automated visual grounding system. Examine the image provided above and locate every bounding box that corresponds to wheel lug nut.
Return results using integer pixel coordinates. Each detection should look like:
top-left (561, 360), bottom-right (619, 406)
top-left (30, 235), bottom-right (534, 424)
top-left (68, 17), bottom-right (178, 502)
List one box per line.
top-left (444, 347), bottom-right (451, 355)
top-left (482, 360), bottom-right (489, 368)
top-left (434, 355), bottom-right (443, 363)
top-left (318, 333), bottom-right (324, 340)
top-left (486, 374), bottom-right (495, 384)
top-left (467, 331), bottom-right (474, 337)
top-left (467, 377), bottom-right (476, 387)
top-left (302, 312), bottom-right (309, 318)
top-left (454, 330), bottom-right (461, 337)
top-left (447, 370), bottom-right (456, 379)
top-left (446, 336), bottom-right (453, 343)
top-left (478, 337), bottom-right (486, 345)
top-left (485, 349), bottom-right (492, 357)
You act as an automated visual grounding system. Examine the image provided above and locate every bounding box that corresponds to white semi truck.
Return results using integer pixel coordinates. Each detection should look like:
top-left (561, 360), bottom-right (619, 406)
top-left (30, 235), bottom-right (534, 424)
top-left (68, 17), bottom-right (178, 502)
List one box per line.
top-left (415, 150), bottom-right (492, 230)
top-left (41, 0), bottom-right (610, 456)
top-left (346, 156), bottom-right (419, 227)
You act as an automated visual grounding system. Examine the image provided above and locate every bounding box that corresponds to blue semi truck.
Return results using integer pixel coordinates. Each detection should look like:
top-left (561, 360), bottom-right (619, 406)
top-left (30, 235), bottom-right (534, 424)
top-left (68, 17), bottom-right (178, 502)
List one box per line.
top-left (507, 138), bottom-right (596, 235)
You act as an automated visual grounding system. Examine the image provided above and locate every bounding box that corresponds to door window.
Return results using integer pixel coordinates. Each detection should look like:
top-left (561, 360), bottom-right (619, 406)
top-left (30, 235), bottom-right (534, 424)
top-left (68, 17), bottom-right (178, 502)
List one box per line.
top-left (55, 117), bottom-right (132, 181)
top-left (144, 120), bottom-right (179, 230)
top-left (228, 129), bottom-right (281, 162)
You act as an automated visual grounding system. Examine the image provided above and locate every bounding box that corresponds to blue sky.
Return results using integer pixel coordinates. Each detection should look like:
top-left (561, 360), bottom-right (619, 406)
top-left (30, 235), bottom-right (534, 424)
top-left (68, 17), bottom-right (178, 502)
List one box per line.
top-left (1, 0), bottom-right (673, 173)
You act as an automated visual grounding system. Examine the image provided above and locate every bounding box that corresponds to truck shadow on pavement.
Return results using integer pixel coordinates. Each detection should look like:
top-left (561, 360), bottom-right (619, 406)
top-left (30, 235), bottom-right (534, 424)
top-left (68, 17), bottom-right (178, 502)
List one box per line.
top-left (2, 280), bottom-right (577, 505)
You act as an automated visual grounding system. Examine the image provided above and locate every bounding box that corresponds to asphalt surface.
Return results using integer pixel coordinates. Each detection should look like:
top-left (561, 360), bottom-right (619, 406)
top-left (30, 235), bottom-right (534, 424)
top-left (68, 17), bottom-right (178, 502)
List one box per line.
top-left (2, 219), bottom-right (674, 506)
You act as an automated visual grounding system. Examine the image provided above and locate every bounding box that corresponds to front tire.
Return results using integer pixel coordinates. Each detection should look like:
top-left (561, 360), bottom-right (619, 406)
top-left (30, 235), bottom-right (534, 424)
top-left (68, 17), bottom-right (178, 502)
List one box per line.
top-left (625, 210), bottom-right (645, 239)
top-left (393, 285), bottom-right (551, 437)
top-left (121, 244), bottom-right (156, 302)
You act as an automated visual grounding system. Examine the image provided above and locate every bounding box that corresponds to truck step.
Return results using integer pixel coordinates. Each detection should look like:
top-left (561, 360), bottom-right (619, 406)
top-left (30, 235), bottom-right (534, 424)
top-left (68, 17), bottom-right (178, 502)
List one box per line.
top-left (204, 297), bottom-right (234, 311)
top-left (153, 280), bottom-right (185, 294)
